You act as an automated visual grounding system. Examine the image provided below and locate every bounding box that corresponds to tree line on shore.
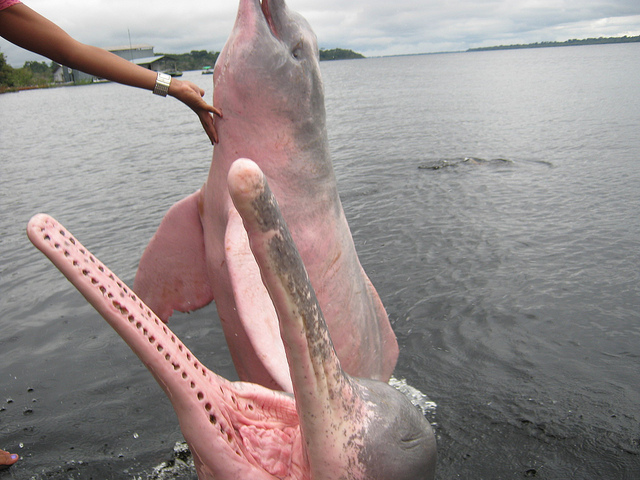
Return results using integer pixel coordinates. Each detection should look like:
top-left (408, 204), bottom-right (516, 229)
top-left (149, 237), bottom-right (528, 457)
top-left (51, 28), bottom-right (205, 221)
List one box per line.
top-left (468, 34), bottom-right (640, 52)
top-left (0, 47), bottom-right (364, 92)
top-left (0, 53), bottom-right (56, 92)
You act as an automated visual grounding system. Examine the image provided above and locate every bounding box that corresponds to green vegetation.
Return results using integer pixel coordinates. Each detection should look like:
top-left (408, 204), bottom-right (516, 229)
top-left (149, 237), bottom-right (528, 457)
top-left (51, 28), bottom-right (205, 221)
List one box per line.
top-left (159, 48), bottom-right (365, 68)
top-left (0, 52), bottom-right (56, 92)
top-left (1, 46), bottom-right (365, 93)
top-left (319, 48), bottom-right (365, 60)
top-left (468, 35), bottom-right (640, 52)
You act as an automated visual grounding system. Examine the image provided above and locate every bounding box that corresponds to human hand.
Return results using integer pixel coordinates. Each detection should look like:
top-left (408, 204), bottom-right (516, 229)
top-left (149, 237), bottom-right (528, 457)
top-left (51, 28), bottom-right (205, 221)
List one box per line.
top-left (170, 79), bottom-right (222, 144)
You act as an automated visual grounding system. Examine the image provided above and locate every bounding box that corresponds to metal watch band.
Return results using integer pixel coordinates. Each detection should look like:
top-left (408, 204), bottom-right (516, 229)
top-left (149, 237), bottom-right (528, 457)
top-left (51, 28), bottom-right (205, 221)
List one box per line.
top-left (153, 72), bottom-right (172, 97)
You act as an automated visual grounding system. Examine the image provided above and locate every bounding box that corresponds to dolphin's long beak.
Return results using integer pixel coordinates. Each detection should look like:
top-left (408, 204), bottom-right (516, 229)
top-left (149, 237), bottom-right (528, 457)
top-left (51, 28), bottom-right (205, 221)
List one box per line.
top-left (26, 213), bottom-right (302, 479)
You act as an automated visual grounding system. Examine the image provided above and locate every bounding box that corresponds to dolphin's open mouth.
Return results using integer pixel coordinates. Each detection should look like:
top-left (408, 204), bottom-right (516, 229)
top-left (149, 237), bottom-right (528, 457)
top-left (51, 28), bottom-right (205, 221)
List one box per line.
top-left (260, 0), bottom-right (279, 40)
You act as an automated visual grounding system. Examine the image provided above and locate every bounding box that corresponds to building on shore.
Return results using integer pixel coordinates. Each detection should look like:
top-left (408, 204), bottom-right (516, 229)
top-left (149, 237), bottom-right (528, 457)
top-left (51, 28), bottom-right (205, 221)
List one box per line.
top-left (54, 44), bottom-right (165, 84)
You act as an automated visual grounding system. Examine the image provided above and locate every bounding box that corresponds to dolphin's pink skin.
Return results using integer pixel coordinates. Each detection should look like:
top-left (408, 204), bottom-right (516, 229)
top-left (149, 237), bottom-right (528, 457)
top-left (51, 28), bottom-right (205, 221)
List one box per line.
top-left (133, 0), bottom-right (399, 392)
top-left (26, 161), bottom-right (436, 479)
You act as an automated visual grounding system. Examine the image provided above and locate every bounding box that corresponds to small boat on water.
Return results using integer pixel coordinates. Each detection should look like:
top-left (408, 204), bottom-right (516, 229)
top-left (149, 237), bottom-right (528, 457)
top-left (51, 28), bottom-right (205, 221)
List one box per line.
top-left (202, 66), bottom-right (213, 75)
top-left (163, 62), bottom-right (183, 77)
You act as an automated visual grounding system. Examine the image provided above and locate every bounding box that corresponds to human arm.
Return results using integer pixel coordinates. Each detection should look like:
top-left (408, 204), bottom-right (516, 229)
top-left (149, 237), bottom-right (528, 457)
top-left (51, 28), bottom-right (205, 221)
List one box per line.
top-left (0, 3), bottom-right (222, 143)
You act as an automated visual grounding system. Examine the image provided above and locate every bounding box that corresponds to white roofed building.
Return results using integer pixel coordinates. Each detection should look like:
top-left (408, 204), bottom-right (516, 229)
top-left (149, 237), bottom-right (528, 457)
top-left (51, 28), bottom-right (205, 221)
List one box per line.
top-left (58, 44), bottom-right (165, 84)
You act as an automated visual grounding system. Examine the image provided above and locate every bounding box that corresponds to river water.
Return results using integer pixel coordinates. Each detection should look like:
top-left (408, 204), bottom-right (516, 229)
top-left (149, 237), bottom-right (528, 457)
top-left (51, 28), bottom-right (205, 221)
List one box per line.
top-left (1, 43), bottom-right (639, 479)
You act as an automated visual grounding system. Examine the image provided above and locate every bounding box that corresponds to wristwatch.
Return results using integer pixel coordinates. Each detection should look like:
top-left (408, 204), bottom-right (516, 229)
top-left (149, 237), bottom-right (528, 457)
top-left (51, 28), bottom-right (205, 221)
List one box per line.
top-left (153, 72), bottom-right (172, 97)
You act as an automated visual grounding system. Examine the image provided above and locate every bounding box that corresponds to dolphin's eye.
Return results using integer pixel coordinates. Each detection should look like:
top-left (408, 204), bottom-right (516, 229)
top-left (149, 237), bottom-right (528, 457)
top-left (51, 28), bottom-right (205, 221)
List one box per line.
top-left (400, 431), bottom-right (425, 449)
top-left (292, 39), bottom-right (304, 59)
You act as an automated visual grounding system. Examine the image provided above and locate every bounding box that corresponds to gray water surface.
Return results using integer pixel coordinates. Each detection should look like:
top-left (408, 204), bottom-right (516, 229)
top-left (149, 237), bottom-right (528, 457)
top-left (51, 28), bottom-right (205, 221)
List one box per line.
top-left (1, 43), bottom-right (639, 479)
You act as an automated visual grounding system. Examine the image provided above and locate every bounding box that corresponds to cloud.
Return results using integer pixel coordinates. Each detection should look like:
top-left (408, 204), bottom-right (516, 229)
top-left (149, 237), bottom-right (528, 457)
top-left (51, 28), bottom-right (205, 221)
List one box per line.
top-left (1, 0), bottom-right (639, 66)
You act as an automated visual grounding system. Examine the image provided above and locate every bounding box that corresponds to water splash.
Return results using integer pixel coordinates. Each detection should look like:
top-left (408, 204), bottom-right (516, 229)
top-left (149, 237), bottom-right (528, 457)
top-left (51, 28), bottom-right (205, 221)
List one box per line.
top-left (389, 376), bottom-right (437, 419)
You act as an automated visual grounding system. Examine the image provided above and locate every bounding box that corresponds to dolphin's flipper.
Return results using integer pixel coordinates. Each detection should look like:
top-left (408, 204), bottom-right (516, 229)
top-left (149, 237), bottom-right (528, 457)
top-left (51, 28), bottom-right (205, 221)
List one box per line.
top-left (224, 209), bottom-right (293, 392)
top-left (134, 190), bottom-right (214, 321)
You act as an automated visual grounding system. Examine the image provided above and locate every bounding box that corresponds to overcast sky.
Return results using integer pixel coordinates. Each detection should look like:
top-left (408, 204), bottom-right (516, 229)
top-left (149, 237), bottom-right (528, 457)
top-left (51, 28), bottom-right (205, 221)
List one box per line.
top-left (1, 0), bottom-right (639, 66)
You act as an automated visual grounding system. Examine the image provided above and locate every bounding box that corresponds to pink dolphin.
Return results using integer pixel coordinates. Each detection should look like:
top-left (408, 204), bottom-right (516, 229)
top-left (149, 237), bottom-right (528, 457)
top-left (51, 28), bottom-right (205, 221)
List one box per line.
top-left (27, 159), bottom-right (436, 479)
top-left (132, 0), bottom-right (399, 392)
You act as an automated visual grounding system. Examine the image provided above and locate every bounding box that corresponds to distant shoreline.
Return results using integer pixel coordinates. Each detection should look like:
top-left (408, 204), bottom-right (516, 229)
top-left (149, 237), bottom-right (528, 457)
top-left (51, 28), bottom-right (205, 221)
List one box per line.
top-left (364, 35), bottom-right (640, 60)
top-left (3, 36), bottom-right (638, 93)
top-left (467, 35), bottom-right (640, 52)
